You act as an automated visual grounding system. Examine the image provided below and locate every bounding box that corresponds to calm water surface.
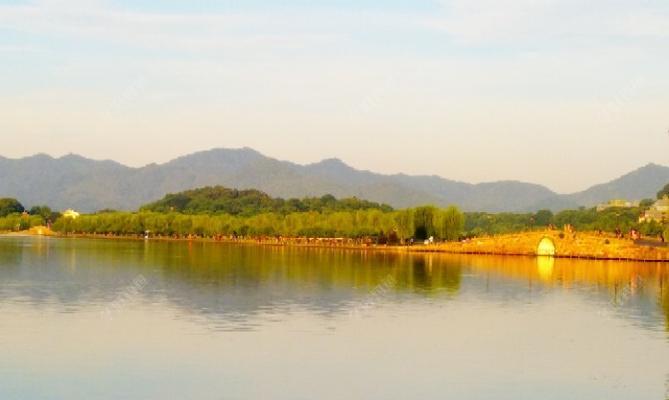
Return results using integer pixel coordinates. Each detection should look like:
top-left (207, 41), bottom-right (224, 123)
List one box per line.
top-left (1, 236), bottom-right (668, 399)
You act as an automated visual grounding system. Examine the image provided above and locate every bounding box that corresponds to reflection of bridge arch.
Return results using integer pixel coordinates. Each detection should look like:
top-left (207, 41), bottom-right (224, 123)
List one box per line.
top-left (537, 237), bottom-right (556, 256)
top-left (536, 256), bottom-right (555, 281)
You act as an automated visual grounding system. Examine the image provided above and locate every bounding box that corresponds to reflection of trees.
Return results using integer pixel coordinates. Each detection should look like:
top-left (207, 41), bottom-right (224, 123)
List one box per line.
top-left (135, 242), bottom-right (464, 296)
top-left (0, 238), bottom-right (24, 269)
top-left (0, 239), bottom-right (464, 322)
top-left (2, 237), bottom-right (669, 330)
top-left (659, 275), bottom-right (669, 331)
top-left (409, 257), bottom-right (429, 289)
top-left (397, 256), bottom-right (461, 295)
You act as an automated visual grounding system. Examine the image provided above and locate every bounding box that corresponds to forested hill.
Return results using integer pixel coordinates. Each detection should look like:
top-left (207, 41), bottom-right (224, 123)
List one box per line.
top-left (140, 186), bottom-right (393, 216)
top-left (1, 148), bottom-right (668, 212)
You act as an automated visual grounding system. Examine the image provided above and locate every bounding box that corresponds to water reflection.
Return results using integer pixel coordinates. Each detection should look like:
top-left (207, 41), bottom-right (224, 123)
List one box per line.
top-left (1, 236), bottom-right (668, 332)
top-left (2, 236), bottom-right (669, 400)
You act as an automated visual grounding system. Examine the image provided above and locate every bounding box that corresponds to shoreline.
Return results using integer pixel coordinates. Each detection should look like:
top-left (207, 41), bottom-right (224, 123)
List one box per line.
top-left (4, 230), bottom-right (669, 263)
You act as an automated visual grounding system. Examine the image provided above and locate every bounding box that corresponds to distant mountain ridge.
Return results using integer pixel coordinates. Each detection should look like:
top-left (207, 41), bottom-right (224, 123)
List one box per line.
top-left (0, 148), bottom-right (667, 213)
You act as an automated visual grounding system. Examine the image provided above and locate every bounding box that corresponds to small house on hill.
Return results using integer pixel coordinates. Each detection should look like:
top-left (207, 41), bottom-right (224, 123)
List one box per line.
top-left (62, 209), bottom-right (80, 219)
top-left (596, 199), bottom-right (639, 212)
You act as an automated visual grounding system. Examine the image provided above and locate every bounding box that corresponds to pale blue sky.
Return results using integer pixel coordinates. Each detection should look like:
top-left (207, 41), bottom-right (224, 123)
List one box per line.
top-left (1, 0), bottom-right (668, 192)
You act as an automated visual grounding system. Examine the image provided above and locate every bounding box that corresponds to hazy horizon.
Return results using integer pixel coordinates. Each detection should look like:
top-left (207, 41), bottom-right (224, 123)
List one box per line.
top-left (1, 0), bottom-right (668, 192)
top-left (2, 146), bottom-right (667, 195)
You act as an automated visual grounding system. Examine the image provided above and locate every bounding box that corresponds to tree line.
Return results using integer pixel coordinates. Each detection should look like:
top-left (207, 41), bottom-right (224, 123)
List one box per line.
top-left (51, 205), bottom-right (464, 243)
top-left (3, 181), bottom-right (669, 242)
top-left (464, 206), bottom-right (666, 237)
top-left (0, 189), bottom-right (465, 243)
top-left (0, 198), bottom-right (58, 231)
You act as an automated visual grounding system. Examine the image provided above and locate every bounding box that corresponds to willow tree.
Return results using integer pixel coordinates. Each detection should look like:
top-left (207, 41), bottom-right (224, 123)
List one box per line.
top-left (393, 209), bottom-right (414, 242)
top-left (435, 206), bottom-right (465, 241)
top-left (413, 206), bottom-right (437, 240)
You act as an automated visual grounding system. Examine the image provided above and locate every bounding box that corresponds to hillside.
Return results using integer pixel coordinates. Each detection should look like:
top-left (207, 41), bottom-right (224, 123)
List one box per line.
top-left (562, 163), bottom-right (669, 207)
top-left (140, 186), bottom-right (392, 216)
top-left (0, 148), bottom-right (667, 213)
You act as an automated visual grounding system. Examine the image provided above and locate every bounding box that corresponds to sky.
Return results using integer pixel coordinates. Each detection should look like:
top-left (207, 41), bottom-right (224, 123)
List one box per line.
top-left (0, 0), bottom-right (668, 193)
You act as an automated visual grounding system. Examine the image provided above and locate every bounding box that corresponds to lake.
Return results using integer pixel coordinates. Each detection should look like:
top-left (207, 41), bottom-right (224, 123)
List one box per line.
top-left (1, 236), bottom-right (668, 399)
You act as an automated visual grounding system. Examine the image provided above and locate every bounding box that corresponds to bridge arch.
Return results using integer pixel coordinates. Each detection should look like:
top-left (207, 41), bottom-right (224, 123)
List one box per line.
top-left (537, 237), bottom-right (556, 256)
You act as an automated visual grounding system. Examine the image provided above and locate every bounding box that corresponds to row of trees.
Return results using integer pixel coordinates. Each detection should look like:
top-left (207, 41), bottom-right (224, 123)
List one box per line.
top-left (462, 181), bottom-right (667, 237)
top-left (465, 206), bottom-right (666, 237)
top-left (0, 214), bottom-right (44, 231)
top-left (52, 206), bottom-right (465, 242)
top-left (0, 198), bottom-right (59, 231)
top-left (4, 199), bottom-right (665, 241)
top-left (4, 186), bottom-right (669, 241)
top-left (0, 198), bottom-right (59, 221)
top-left (0, 193), bottom-right (465, 242)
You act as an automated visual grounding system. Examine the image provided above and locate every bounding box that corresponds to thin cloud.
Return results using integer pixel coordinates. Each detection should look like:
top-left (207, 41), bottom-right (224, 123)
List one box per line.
top-left (0, 1), bottom-right (343, 51)
top-left (1, 0), bottom-right (668, 52)
top-left (424, 0), bottom-right (669, 44)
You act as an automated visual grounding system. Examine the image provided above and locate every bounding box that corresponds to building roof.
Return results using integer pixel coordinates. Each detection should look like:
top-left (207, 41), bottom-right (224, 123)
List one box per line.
top-left (62, 209), bottom-right (80, 219)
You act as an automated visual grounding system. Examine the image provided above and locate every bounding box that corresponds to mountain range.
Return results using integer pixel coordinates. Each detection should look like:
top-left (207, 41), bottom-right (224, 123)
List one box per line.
top-left (1, 147), bottom-right (668, 213)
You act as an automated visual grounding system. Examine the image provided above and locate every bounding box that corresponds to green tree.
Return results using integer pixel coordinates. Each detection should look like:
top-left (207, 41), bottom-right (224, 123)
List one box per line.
top-left (640, 220), bottom-right (664, 236)
top-left (413, 206), bottom-right (437, 240)
top-left (658, 183), bottom-right (669, 199)
top-left (639, 198), bottom-right (655, 209)
top-left (0, 198), bottom-right (24, 217)
top-left (393, 209), bottom-right (414, 241)
top-left (0, 214), bottom-right (43, 232)
top-left (464, 211), bottom-right (535, 236)
top-left (435, 206), bottom-right (464, 241)
top-left (29, 205), bottom-right (53, 222)
top-left (534, 209), bottom-right (554, 227)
